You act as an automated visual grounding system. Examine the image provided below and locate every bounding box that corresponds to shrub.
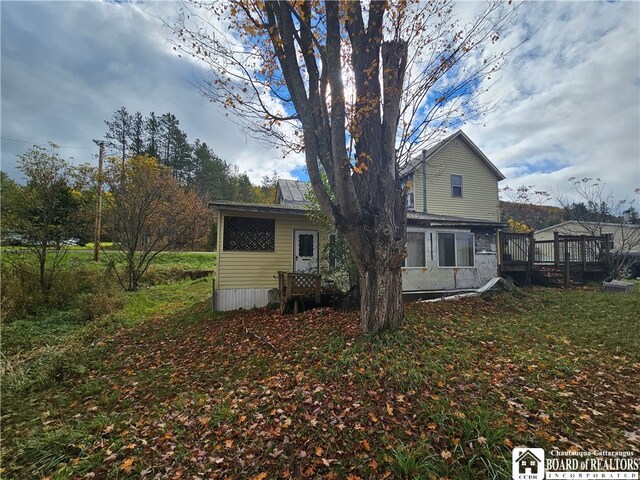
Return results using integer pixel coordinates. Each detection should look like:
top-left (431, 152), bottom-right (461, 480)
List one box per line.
top-left (0, 261), bottom-right (45, 321)
top-left (76, 290), bottom-right (124, 321)
top-left (0, 260), bottom-right (122, 322)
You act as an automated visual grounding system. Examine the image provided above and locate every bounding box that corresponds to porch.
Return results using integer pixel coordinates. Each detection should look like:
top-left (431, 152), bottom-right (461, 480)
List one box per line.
top-left (499, 232), bottom-right (610, 286)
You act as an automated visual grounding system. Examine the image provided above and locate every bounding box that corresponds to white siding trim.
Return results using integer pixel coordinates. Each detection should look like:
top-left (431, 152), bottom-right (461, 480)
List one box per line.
top-left (214, 288), bottom-right (270, 311)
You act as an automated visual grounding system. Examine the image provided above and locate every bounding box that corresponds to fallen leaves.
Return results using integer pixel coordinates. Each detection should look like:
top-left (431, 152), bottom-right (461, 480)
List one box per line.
top-left (120, 457), bottom-right (136, 473)
top-left (6, 288), bottom-right (638, 479)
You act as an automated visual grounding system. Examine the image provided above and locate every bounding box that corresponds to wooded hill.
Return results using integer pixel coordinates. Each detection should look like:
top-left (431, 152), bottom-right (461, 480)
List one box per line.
top-left (499, 201), bottom-right (566, 231)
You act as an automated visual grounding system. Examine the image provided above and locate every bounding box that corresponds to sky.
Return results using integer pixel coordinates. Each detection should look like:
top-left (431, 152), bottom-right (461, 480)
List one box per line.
top-left (1, 1), bottom-right (639, 203)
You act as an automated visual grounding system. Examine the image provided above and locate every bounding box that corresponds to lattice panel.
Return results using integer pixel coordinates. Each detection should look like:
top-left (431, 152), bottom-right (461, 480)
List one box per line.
top-left (223, 216), bottom-right (275, 252)
top-left (291, 274), bottom-right (317, 296)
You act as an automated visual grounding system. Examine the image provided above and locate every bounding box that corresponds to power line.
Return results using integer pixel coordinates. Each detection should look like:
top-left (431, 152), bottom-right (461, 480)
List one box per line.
top-left (1, 136), bottom-right (94, 150)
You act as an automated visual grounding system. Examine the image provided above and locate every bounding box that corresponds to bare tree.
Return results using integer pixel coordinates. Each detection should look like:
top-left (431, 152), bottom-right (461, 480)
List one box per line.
top-left (173, 0), bottom-right (519, 332)
top-left (102, 155), bottom-right (210, 291)
top-left (553, 178), bottom-right (640, 280)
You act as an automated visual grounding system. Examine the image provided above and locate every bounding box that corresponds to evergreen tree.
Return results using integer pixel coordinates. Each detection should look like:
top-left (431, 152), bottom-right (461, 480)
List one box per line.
top-left (145, 112), bottom-right (160, 159)
top-left (129, 111), bottom-right (145, 157)
top-left (104, 106), bottom-right (131, 165)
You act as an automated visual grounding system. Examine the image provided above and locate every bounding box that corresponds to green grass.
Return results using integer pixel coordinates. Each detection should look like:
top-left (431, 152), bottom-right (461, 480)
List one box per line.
top-left (2, 285), bottom-right (638, 479)
top-left (1, 248), bottom-right (215, 271)
top-left (1, 276), bottom-right (213, 394)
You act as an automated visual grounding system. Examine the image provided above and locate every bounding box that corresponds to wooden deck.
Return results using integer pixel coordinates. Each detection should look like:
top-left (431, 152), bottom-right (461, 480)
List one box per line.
top-left (499, 232), bottom-right (610, 286)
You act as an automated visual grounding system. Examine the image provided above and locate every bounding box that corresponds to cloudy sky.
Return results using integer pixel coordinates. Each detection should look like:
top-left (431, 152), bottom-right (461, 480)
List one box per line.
top-left (1, 1), bottom-right (639, 202)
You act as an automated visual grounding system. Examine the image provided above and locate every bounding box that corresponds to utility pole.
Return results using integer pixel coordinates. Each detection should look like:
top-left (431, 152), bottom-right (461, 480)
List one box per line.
top-left (93, 141), bottom-right (105, 262)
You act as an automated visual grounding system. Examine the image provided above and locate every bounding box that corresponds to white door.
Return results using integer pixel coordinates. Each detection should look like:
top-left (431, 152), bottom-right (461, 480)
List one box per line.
top-left (294, 230), bottom-right (319, 273)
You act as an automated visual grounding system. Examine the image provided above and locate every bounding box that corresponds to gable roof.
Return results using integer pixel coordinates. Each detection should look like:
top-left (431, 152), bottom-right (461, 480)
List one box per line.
top-left (276, 179), bottom-right (312, 206)
top-left (402, 130), bottom-right (505, 181)
top-left (515, 450), bottom-right (541, 463)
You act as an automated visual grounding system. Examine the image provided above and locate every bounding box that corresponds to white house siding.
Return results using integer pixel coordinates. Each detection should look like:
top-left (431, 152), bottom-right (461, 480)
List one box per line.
top-left (401, 227), bottom-right (498, 292)
top-left (214, 288), bottom-right (271, 311)
top-left (534, 222), bottom-right (640, 254)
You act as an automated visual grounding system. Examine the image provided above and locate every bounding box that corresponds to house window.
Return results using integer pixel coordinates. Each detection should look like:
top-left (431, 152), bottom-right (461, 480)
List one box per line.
top-left (328, 233), bottom-right (345, 268)
top-left (223, 216), bottom-right (275, 252)
top-left (298, 234), bottom-right (314, 257)
top-left (404, 174), bottom-right (414, 210)
top-left (405, 231), bottom-right (426, 267)
top-left (438, 232), bottom-right (474, 267)
top-left (451, 174), bottom-right (463, 197)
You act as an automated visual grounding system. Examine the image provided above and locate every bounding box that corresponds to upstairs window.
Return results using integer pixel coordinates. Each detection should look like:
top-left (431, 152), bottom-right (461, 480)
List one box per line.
top-left (223, 216), bottom-right (275, 252)
top-left (407, 191), bottom-right (415, 210)
top-left (404, 174), bottom-right (415, 210)
top-left (451, 174), bottom-right (463, 197)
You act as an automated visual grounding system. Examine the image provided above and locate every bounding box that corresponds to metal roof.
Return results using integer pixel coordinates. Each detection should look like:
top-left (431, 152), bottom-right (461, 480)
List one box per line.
top-left (209, 200), bottom-right (307, 215)
top-left (208, 201), bottom-right (504, 227)
top-left (408, 211), bottom-right (506, 228)
top-left (276, 179), bottom-right (312, 205)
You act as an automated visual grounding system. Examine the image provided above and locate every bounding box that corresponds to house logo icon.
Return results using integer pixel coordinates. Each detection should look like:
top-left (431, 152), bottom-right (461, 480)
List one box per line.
top-left (512, 447), bottom-right (545, 480)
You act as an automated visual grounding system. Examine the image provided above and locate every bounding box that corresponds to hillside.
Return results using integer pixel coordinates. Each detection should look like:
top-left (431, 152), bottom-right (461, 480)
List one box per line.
top-left (500, 200), bottom-right (566, 231)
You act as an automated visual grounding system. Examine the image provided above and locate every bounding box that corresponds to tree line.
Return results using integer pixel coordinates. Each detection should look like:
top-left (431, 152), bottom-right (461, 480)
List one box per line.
top-left (0, 107), bottom-right (282, 314)
top-left (500, 184), bottom-right (640, 233)
top-left (103, 106), bottom-right (278, 204)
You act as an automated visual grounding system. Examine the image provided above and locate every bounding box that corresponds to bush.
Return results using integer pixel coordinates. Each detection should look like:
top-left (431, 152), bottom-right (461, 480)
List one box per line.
top-left (0, 259), bottom-right (122, 322)
top-left (76, 290), bottom-right (124, 321)
top-left (0, 262), bottom-right (45, 321)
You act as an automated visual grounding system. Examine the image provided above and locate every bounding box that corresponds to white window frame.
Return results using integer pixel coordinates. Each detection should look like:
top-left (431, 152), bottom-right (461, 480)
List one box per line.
top-left (407, 191), bottom-right (415, 210)
top-left (437, 231), bottom-right (475, 268)
top-left (404, 174), bottom-right (415, 211)
top-left (403, 228), bottom-right (427, 268)
top-left (451, 174), bottom-right (463, 198)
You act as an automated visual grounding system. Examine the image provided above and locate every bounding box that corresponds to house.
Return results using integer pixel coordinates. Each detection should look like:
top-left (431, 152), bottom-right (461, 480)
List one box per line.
top-left (210, 130), bottom-right (506, 311)
top-left (533, 220), bottom-right (640, 277)
top-left (533, 220), bottom-right (640, 254)
top-left (515, 450), bottom-right (541, 475)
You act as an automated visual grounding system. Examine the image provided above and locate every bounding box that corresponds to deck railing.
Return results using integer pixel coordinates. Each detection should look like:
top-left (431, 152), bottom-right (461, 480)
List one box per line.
top-left (277, 271), bottom-right (321, 313)
top-left (500, 232), bottom-right (609, 268)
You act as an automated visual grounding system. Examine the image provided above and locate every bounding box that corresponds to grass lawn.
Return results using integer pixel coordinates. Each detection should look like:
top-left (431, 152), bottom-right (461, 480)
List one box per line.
top-left (2, 285), bottom-right (638, 479)
top-left (1, 248), bottom-right (216, 272)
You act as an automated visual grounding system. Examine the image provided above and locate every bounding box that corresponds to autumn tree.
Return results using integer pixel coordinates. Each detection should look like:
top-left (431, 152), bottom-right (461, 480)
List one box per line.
top-left (499, 185), bottom-right (563, 232)
top-left (2, 145), bottom-right (91, 298)
top-left (174, 0), bottom-right (518, 332)
top-left (102, 155), bottom-right (211, 291)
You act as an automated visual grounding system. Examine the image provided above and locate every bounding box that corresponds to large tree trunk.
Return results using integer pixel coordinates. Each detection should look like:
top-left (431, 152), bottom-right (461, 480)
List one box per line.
top-left (359, 256), bottom-right (404, 333)
top-left (347, 213), bottom-right (407, 333)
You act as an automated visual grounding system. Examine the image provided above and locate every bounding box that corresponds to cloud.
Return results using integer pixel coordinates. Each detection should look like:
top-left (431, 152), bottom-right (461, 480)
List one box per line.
top-left (0, 1), bottom-right (304, 183)
top-left (1, 1), bottom-right (638, 203)
top-left (463, 1), bottom-right (640, 203)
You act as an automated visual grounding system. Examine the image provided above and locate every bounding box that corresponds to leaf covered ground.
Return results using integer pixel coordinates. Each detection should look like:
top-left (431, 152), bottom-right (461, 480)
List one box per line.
top-left (2, 285), bottom-right (639, 479)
